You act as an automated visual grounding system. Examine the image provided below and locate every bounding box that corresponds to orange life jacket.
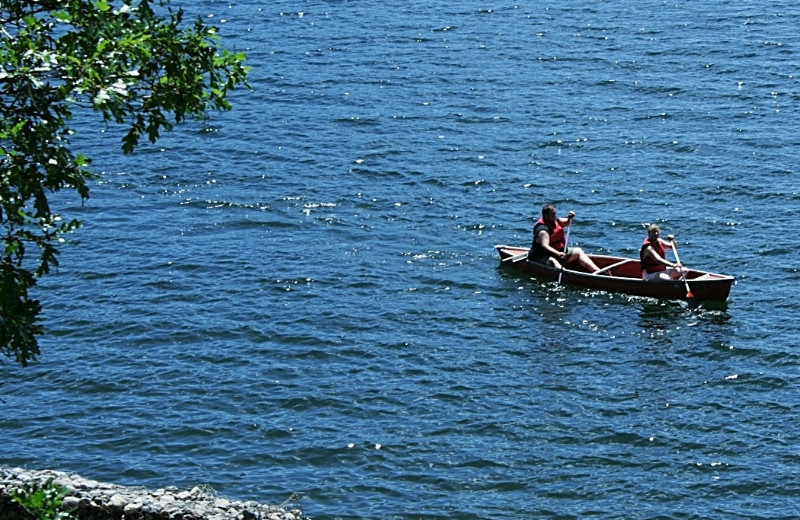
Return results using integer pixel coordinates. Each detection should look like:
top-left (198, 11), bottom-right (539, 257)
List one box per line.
top-left (640, 237), bottom-right (666, 273)
top-left (530, 217), bottom-right (566, 258)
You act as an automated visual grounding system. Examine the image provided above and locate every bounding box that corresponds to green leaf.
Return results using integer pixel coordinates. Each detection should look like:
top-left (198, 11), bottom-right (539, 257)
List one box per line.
top-left (93, 0), bottom-right (111, 13)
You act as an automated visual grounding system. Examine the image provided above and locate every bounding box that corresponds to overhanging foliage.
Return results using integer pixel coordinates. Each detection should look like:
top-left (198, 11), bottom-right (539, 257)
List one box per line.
top-left (0, 0), bottom-right (249, 366)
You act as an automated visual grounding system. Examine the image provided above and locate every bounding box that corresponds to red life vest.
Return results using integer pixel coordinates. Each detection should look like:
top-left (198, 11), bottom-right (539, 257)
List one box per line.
top-left (530, 217), bottom-right (566, 257)
top-left (640, 237), bottom-right (666, 273)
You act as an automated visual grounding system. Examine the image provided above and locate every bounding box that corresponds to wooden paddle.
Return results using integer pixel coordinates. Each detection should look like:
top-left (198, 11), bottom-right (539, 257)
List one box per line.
top-left (557, 217), bottom-right (572, 285)
top-left (669, 236), bottom-right (698, 309)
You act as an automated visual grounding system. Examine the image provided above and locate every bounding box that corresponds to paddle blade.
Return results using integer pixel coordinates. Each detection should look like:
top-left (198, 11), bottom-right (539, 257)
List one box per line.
top-left (686, 290), bottom-right (698, 309)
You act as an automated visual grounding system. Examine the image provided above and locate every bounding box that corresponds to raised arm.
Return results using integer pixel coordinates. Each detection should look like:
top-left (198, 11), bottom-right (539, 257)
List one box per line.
top-left (664, 235), bottom-right (681, 265)
top-left (558, 211), bottom-right (576, 227)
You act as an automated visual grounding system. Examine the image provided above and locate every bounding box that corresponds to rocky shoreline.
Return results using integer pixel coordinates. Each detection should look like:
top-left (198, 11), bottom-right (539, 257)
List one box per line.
top-left (0, 467), bottom-right (306, 520)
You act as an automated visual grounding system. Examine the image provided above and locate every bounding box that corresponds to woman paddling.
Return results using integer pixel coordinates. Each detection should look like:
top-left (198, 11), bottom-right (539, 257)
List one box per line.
top-left (640, 224), bottom-right (688, 281)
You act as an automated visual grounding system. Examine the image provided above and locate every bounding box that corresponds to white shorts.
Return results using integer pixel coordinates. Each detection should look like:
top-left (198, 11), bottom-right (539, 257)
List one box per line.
top-left (642, 269), bottom-right (679, 281)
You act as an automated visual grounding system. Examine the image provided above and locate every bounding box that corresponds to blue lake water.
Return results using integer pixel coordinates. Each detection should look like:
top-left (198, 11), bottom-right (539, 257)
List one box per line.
top-left (3, 1), bottom-right (800, 519)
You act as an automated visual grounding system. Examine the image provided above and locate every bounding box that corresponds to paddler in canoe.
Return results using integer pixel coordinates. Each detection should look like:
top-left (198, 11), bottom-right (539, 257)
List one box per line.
top-left (640, 224), bottom-right (689, 281)
top-left (529, 204), bottom-right (603, 274)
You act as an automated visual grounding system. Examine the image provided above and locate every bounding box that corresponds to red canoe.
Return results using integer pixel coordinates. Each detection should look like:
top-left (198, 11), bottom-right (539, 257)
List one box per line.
top-left (495, 245), bottom-right (734, 303)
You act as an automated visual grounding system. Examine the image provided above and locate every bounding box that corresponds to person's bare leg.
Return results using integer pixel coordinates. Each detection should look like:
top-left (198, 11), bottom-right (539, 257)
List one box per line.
top-left (567, 247), bottom-right (600, 272)
top-left (669, 267), bottom-right (688, 280)
top-left (547, 257), bottom-right (564, 270)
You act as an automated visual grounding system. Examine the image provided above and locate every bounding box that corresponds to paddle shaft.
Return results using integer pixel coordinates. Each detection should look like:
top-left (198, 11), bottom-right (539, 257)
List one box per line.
top-left (557, 217), bottom-right (573, 284)
top-left (670, 240), bottom-right (697, 306)
top-left (670, 240), bottom-right (682, 266)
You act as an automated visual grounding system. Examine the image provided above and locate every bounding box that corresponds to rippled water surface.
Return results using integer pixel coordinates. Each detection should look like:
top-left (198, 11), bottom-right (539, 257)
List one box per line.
top-left (3, 1), bottom-right (800, 519)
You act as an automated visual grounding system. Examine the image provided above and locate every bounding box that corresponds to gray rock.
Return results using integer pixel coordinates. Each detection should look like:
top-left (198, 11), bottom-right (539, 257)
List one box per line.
top-left (0, 467), bottom-right (307, 520)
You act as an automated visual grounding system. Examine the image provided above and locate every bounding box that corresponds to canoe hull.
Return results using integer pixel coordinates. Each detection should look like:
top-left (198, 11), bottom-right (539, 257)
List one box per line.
top-left (496, 245), bottom-right (734, 303)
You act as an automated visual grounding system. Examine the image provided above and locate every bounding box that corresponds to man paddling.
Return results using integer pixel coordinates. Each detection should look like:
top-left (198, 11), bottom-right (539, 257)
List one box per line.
top-left (529, 205), bottom-right (601, 273)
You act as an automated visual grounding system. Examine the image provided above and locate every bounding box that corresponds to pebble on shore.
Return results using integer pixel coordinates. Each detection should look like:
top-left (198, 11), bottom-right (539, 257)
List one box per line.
top-left (0, 467), bottom-right (306, 520)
